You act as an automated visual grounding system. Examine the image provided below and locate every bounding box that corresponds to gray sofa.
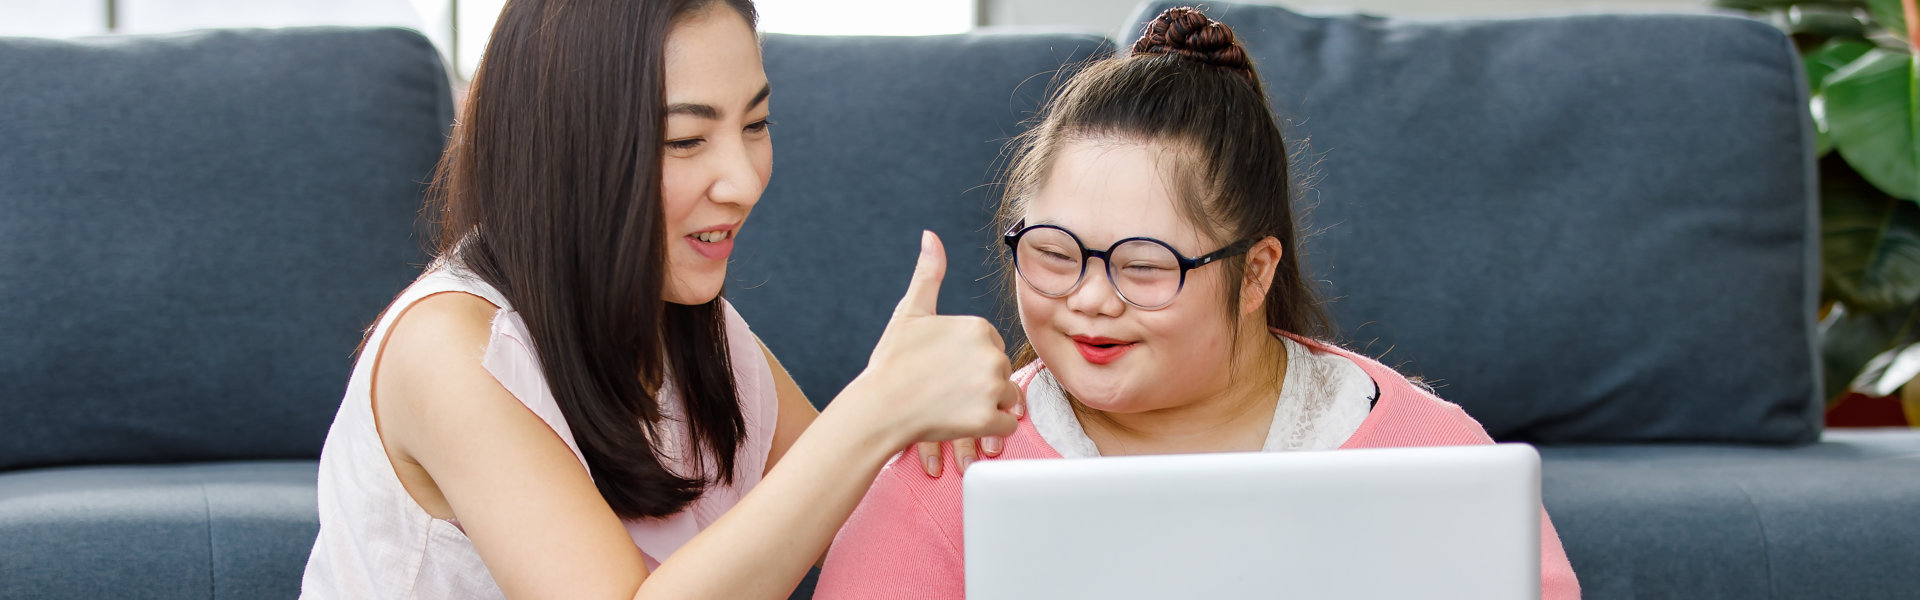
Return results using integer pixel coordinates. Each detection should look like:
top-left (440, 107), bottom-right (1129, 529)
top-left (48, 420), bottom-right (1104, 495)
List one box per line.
top-left (1, 26), bottom-right (448, 599)
top-left (3, 2), bottom-right (1916, 598)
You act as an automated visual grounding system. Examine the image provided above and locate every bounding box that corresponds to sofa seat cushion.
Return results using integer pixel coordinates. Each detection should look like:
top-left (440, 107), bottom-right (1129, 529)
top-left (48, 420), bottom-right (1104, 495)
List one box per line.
top-left (1541, 429), bottom-right (1920, 599)
top-left (0, 461), bottom-right (320, 599)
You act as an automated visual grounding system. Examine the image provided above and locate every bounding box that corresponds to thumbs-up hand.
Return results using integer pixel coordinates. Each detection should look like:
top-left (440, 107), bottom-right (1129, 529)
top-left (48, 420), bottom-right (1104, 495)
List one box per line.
top-left (833, 231), bottom-right (1021, 474)
top-left (890, 230), bottom-right (952, 320)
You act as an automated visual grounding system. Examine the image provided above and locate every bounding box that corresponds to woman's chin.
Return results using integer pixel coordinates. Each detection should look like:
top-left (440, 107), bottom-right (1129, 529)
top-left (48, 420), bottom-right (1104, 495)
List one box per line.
top-left (662, 276), bottom-right (725, 305)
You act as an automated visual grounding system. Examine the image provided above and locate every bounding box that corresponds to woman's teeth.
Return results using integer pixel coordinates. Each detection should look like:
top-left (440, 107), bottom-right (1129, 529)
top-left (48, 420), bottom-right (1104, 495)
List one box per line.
top-left (694, 230), bottom-right (729, 243)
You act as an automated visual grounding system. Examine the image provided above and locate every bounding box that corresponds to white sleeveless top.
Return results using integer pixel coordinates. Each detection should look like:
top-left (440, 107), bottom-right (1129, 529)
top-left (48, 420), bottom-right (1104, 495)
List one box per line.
top-left (301, 265), bottom-right (780, 599)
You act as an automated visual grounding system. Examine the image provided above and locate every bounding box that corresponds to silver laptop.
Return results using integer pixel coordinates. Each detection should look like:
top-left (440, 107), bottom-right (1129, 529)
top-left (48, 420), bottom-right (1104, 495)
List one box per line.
top-left (963, 443), bottom-right (1541, 600)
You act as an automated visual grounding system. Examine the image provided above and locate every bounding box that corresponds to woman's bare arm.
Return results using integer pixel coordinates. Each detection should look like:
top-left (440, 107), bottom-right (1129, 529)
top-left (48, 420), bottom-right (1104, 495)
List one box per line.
top-left (376, 292), bottom-right (652, 598)
top-left (375, 233), bottom-right (1016, 600)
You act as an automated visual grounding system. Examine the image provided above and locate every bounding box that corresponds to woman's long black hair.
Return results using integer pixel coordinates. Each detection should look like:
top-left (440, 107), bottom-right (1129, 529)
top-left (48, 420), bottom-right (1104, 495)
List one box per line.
top-left (425, 0), bottom-right (759, 519)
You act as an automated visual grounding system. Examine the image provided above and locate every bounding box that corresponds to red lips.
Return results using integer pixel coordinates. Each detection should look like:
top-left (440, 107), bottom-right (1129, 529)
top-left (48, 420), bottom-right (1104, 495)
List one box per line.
top-left (1070, 334), bottom-right (1136, 365)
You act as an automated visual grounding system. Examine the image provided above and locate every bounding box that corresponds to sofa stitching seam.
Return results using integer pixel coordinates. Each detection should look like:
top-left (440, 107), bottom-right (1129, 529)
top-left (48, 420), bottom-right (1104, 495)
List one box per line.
top-left (1731, 479), bottom-right (1775, 599)
top-left (202, 484), bottom-right (216, 599)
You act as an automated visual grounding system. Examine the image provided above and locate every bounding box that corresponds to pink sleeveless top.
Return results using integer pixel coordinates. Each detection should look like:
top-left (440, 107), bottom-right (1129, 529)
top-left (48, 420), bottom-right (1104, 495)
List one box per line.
top-left (301, 265), bottom-right (780, 599)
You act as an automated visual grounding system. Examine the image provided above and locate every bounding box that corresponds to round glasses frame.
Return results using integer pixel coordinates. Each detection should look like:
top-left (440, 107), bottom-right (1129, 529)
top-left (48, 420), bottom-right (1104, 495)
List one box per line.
top-left (1002, 221), bottom-right (1257, 310)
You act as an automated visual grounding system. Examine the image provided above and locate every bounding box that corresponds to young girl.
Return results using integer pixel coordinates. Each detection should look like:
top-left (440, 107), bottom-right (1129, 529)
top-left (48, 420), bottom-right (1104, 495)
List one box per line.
top-left (300, 1), bottom-right (1019, 598)
top-left (816, 7), bottom-right (1580, 599)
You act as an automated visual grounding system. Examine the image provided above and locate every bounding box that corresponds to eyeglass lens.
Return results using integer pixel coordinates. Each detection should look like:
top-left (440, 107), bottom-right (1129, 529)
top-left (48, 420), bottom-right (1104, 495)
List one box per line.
top-left (1014, 227), bottom-right (1184, 308)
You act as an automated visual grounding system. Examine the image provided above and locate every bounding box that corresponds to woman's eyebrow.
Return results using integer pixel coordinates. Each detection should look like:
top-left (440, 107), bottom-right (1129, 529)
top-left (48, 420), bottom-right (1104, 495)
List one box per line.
top-left (745, 83), bottom-right (770, 111)
top-left (666, 83), bottom-right (771, 120)
top-left (666, 102), bottom-right (719, 119)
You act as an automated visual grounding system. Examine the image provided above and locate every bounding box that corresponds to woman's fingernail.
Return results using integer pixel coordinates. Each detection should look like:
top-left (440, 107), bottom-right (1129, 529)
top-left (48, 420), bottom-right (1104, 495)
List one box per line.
top-left (1011, 402), bottom-right (1026, 419)
top-left (958, 455), bottom-right (973, 473)
top-left (921, 230), bottom-right (934, 256)
top-left (923, 454), bottom-right (941, 477)
top-left (982, 436), bottom-right (1003, 456)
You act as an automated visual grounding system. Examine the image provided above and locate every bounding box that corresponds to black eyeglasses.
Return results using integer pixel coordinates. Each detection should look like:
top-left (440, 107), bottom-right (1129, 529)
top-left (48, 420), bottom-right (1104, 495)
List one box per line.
top-left (1002, 221), bottom-right (1256, 310)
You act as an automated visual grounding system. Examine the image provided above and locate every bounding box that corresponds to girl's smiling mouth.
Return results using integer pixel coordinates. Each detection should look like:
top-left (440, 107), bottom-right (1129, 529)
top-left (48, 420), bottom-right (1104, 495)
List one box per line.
top-left (1071, 334), bottom-right (1136, 365)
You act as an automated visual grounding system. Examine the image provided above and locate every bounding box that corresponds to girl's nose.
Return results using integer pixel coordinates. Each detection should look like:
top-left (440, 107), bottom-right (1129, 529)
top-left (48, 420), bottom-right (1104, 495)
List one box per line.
top-left (1065, 257), bottom-right (1127, 317)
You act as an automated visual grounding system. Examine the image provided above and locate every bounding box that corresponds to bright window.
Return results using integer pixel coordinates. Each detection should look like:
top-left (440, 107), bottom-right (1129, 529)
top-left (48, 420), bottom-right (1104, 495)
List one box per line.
top-left (0, 0), bottom-right (976, 80)
top-left (757, 0), bottom-right (974, 36)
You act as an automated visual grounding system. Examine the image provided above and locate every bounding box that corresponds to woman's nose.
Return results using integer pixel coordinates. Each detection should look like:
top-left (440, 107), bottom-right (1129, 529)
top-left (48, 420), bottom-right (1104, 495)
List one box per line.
top-left (707, 140), bottom-right (765, 208)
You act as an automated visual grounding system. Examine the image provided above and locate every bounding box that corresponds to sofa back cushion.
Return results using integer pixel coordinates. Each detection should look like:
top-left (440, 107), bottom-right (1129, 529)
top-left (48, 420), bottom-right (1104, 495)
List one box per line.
top-left (0, 28), bottom-right (451, 469)
top-left (1121, 1), bottom-right (1820, 443)
top-left (729, 32), bottom-right (1110, 406)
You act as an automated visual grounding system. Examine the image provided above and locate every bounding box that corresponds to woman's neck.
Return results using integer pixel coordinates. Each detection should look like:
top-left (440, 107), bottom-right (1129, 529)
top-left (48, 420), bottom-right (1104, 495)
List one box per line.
top-left (1071, 325), bottom-right (1288, 456)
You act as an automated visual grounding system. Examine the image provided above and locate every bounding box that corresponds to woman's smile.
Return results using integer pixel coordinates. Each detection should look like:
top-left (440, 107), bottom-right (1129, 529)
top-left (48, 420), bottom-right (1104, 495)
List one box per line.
top-left (686, 223), bottom-right (738, 261)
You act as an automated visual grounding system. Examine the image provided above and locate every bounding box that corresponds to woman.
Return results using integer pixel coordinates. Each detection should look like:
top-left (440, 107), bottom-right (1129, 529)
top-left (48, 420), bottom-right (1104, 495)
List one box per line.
top-left (301, 1), bottom-right (1018, 597)
top-left (816, 7), bottom-right (1581, 599)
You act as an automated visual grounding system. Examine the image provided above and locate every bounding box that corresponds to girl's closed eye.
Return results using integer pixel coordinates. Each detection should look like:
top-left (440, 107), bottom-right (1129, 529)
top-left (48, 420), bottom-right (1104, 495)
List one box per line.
top-left (745, 118), bottom-right (772, 134)
top-left (1038, 247), bottom-right (1076, 263)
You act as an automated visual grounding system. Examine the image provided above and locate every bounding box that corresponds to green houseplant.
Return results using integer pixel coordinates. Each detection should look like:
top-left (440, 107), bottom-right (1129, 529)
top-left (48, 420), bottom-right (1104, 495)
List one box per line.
top-left (1719, 0), bottom-right (1920, 418)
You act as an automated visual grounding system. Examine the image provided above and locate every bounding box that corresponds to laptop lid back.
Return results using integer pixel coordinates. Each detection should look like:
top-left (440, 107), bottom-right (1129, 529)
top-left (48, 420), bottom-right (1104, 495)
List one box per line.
top-left (963, 444), bottom-right (1541, 600)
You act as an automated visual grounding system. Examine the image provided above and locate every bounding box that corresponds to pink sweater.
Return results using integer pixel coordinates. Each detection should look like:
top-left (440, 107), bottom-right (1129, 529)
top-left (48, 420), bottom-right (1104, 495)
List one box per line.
top-left (817, 337), bottom-right (1581, 599)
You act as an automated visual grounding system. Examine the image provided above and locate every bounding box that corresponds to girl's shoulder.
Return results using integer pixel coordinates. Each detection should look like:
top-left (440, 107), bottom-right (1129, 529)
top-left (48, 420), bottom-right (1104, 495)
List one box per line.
top-left (1013, 360), bottom-right (1047, 390)
top-left (863, 414), bottom-right (1059, 532)
top-left (1281, 337), bottom-right (1495, 449)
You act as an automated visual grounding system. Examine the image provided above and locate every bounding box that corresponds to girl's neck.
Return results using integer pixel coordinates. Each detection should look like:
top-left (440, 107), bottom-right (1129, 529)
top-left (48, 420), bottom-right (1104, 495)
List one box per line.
top-left (1071, 325), bottom-right (1288, 456)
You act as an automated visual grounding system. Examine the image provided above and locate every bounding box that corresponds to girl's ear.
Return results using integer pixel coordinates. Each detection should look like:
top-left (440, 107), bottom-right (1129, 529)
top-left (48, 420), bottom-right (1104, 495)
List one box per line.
top-left (1240, 237), bottom-right (1284, 317)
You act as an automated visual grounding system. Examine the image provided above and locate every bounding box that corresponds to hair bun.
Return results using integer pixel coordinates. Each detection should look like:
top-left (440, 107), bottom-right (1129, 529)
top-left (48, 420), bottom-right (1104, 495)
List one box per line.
top-left (1130, 7), bottom-right (1254, 83)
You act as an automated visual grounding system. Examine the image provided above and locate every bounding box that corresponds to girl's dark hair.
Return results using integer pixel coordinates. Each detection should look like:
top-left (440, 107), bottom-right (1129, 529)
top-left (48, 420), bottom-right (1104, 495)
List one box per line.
top-left (997, 6), bottom-right (1331, 366)
top-left (425, 0), bottom-right (759, 520)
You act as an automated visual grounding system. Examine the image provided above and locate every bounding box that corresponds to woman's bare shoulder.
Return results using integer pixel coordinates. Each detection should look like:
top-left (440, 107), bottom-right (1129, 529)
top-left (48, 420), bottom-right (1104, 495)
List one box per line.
top-left (380, 291), bottom-right (500, 376)
top-left (372, 291), bottom-right (511, 452)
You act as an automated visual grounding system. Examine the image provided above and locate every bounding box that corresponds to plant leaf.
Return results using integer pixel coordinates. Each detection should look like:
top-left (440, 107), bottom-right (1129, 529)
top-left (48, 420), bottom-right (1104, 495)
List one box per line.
top-left (1790, 4), bottom-right (1873, 37)
top-left (1850, 335), bottom-right (1920, 395)
top-left (1822, 156), bottom-right (1920, 311)
top-left (1816, 93), bottom-right (1835, 156)
top-left (1821, 303), bottom-right (1920, 402)
top-left (1825, 49), bottom-right (1920, 201)
top-left (1864, 0), bottom-right (1908, 41)
top-left (1807, 39), bottom-right (1878, 90)
top-left (1808, 41), bottom-right (1879, 156)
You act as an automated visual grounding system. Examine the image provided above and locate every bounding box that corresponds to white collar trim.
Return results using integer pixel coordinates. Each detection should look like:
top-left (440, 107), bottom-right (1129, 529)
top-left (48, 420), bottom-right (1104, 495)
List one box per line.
top-left (1025, 336), bottom-right (1374, 457)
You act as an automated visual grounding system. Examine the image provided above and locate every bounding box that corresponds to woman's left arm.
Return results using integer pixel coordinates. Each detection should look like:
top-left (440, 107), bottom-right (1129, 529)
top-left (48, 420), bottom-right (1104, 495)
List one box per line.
top-left (754, 335), bottom-right (1006, 569)
top-left (758, 336), bottom-right (1015, 486)
top-left (759, 336), bottom-right (816, 477)
top-left (754, 337), bottom-right (826, 566)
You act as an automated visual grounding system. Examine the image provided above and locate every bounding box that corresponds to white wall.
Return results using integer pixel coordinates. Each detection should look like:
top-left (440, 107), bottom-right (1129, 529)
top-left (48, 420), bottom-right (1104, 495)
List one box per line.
top-left (983, 0), bottom-right (1716, 37)
top-left (0, 0), bottom-right (109, 37)
top-left (2, 0), bottom-right (1720, 77)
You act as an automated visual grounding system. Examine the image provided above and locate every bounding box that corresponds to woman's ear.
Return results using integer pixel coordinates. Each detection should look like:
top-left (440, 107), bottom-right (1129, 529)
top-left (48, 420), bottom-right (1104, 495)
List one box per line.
top-left (1240, 237), bottom-right (1284, 317)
